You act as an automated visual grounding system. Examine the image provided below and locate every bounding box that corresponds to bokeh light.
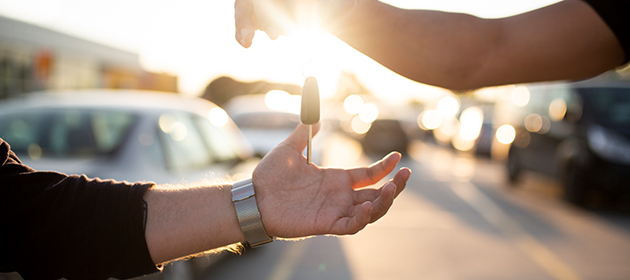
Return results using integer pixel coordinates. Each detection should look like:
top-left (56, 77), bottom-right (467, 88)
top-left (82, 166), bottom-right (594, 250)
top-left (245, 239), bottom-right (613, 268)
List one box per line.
top-left (27, 143), bottom-right (42, 160)
top-left (265, 90), bottom-right (291, 111)
top-left (344, 95), bottom-right (364, 115)
top-left (452, 135), bottom-right (476, 152)
top-left (359, 103), bottom-right (379, 123)
top-left (437, 95), bottom-right (460, 117)
top-left (539, 116), bottom-right (551, 134)
top-left (511, 86), bottom-right (530, 107)
top-left (524, 113), bottom-right (543, 133)
top-left (548, 98), bottom-right (567, 121)
top-left (159, 113), bottom-right (176, 133)
top-left (351, 116), bottom-right (371, 134)
top-left (159, 113), bottom-right (187, 141)
top-left (208, 107), bottom-right (228, 127)
top-left (265, 90), bottom-right (300, 114)
top-left (434, 117), bottom-right (460, 144)
top-left (458, 106), bottom-right (484, 141)
top-left (419, 109), bottom-right (442, 130)
top-left (496, 124), bottom-right (516, 144)
top-left (169, 122), bottom-right (187, 141)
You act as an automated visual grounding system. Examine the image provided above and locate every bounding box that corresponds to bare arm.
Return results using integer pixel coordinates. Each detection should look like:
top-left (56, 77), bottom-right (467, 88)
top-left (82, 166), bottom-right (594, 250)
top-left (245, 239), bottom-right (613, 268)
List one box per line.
top-left (143, 182), bottom-right (244, 264)
top-left (236, 0), bottom-right (626, 90)
top-left (144, 124), bottom-right (411, 264)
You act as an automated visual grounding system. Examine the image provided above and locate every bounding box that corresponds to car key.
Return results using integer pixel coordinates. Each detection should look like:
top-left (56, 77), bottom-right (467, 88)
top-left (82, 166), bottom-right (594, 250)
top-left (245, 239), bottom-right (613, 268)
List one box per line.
top-left (301, 76), bottom-right (320, 165)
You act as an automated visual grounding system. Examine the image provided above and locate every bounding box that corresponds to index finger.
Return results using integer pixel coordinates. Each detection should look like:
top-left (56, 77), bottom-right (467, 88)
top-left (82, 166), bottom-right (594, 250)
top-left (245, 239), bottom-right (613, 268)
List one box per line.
top-left (235, 0), bottom-right (256, 48)
top-left (346, 152), bottom-right (401, 189)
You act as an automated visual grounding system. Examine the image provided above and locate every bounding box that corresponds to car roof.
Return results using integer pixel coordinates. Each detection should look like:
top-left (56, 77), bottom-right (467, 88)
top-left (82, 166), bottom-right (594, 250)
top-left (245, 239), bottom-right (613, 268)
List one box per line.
top-left (0, 89), bottom-right (220, 116)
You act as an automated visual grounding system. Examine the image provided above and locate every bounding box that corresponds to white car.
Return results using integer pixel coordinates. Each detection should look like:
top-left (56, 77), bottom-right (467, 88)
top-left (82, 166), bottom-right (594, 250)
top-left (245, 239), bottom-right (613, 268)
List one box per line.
top-left (231, 110), bottom-right (301, 156)
top-left (0, 89), bottom-right (257, 185)
top-left (224, 94), bottom-right (325, 164)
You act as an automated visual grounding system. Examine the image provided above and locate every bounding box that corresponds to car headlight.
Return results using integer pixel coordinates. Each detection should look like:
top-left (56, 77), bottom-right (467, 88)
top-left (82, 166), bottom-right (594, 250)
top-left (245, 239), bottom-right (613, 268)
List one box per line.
top-left (587, 125), bottom-right (630, 165)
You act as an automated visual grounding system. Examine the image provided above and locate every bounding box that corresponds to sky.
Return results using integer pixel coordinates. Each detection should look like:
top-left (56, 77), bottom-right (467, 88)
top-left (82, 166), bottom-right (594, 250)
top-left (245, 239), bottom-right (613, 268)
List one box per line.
top-left (0, 0), bottom-right (560, 102)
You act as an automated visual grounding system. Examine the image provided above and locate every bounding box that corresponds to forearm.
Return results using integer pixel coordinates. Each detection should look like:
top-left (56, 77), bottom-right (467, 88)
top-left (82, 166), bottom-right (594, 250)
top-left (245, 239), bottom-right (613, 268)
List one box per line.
top-left (330, 0), bottom-right (501, 90)
top-left (143, 181), bottom-right (246, 264)
top-left (329, 0), bottom-right (625, 90)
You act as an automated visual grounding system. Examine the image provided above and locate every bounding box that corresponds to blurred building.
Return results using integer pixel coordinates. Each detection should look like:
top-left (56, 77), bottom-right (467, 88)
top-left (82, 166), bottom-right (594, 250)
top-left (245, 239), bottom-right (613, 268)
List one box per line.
top-left (0, 15), bottom-right (177, 99)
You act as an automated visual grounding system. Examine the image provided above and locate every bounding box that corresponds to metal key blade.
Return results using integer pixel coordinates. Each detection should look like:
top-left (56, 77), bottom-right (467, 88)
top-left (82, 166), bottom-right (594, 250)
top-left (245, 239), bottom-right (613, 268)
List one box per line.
top-left (301, 76), bottom-right (320, 165)
top-left (307, 124), bottom-right (312, 165)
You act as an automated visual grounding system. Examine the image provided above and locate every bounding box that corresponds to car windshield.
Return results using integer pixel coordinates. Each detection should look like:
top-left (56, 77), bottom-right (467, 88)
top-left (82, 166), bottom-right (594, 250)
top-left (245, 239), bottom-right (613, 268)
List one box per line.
top-left (579, 87), bottom-right (630, 130)
top-left (0, 109), bottom-right (136, 158)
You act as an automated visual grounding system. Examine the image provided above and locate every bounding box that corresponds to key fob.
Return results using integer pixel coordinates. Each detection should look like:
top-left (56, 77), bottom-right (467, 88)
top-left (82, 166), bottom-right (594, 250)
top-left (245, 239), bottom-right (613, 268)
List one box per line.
top-left (301, 76), bottom-right (320, 125)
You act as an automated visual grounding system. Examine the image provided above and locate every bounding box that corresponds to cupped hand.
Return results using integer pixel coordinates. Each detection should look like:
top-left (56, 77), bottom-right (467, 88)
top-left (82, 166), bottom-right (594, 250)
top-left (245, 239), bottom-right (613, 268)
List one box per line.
top-left (253, 124), bottom-right (411, 238)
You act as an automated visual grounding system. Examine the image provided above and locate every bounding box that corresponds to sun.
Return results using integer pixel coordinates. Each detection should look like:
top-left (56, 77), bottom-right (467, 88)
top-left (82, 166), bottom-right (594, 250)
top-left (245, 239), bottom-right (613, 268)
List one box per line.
top-left (247, 25), bottom-right (349, 100)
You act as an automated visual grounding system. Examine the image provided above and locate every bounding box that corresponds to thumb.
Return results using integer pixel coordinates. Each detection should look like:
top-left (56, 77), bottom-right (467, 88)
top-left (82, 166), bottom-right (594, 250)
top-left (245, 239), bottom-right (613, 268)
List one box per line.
top-left (281, 123), bottom-right (321, 153)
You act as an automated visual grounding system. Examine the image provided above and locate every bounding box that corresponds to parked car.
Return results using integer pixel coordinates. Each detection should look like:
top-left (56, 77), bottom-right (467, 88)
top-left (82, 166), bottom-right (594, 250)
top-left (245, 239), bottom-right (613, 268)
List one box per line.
top-left (0, 89), bottom-right (260, 279)
top-left (231, 110), bottom-right (301, 156)
top-left (506, 80), bottom-right (630, 206)
top-left (360, 119), bottom-right (410, 157)
top-left (0, 90), bottom-right (257, 184)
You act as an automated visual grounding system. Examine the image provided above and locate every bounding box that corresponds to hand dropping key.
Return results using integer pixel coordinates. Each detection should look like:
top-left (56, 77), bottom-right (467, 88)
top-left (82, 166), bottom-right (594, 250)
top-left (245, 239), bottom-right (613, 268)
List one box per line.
top-left (301, 76), bottom-right (320, 165)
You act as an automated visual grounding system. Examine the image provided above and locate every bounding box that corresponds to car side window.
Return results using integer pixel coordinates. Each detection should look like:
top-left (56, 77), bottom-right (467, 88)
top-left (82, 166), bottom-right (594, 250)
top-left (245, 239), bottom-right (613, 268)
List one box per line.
top-left (49, 110), bottom-right (96, 156)
top-left (0, 112), bottom-right (48, 156)
top-left (158, 112), bottom-right (213, 171)
top-left (191, 114), bottom-right (240, 163)
top-left (0, 110), bottom-right (134, 159)
top-left (92, 111), bottom-right (135, 152)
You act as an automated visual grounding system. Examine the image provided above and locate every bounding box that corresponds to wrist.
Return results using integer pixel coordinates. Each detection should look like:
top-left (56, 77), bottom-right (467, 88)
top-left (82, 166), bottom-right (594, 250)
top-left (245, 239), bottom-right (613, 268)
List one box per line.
top-left (231, 178), bottom-right (274, 247)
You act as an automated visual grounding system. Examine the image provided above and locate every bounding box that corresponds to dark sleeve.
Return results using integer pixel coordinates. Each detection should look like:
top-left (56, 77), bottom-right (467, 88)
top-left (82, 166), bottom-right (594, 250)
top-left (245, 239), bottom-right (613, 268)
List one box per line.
top-left (583, 0), bottom-right (630, 64)
top-left (0, 138), bottom-right (159, 280)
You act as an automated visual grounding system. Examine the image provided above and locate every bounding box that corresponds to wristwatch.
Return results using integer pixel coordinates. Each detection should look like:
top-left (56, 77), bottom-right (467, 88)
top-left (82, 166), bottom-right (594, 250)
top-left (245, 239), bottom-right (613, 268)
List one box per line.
top-left (231, 178), bottom-right (273, 247)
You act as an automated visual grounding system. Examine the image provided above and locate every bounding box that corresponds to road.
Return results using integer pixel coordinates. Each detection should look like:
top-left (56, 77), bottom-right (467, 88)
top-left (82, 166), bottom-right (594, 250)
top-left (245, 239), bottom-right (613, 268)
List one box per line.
top-left (197, 134), bottom-right (630, 280)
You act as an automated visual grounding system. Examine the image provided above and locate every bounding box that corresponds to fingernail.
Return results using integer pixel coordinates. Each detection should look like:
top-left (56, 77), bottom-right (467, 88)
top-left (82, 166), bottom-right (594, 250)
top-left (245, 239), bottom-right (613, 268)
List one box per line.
top-left (241, 28), bottom-right (249, 40)
top-left (240, 28), bottom-right (249, 45)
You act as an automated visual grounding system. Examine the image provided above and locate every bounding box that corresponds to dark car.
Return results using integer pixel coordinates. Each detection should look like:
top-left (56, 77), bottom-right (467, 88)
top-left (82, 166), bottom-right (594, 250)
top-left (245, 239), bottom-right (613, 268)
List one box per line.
top-left (506, 80), bottom-right (630, 206)
top-left (360, 119), bottom-right (410, 157)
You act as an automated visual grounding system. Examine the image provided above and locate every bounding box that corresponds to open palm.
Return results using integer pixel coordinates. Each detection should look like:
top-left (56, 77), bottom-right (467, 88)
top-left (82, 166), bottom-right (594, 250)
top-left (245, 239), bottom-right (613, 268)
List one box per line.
top-left (253, 124), bottom-right (411, 238)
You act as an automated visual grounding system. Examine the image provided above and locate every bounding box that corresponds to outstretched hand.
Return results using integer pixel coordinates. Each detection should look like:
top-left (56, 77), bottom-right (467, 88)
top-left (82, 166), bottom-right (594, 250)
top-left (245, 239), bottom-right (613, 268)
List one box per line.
top-left (253, 124), bottom-right (411, 238)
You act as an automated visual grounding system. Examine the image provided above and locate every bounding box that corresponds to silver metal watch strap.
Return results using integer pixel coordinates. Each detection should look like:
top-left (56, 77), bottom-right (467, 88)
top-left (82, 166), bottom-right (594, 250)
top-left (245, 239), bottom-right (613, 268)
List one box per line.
top-left (231, 178), bottom-right (273, 247)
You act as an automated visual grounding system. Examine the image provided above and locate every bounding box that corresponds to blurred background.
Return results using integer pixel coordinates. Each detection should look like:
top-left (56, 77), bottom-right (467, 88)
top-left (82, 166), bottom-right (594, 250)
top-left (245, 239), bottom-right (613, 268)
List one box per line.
top-left (1, 0), bottom-right (630, 280)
